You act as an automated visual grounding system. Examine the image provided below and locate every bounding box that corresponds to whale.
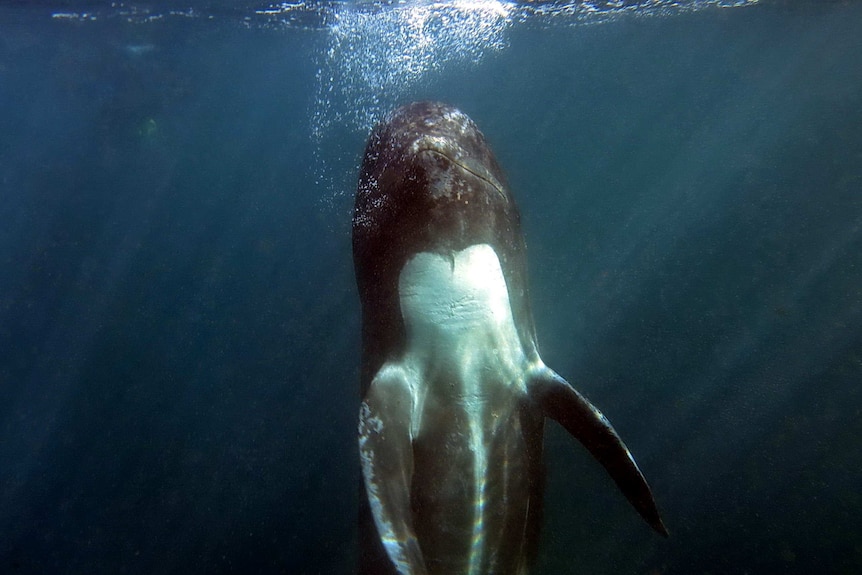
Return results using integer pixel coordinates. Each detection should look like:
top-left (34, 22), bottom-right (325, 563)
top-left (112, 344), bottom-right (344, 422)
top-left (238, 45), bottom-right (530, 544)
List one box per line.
top-left (353, 101), bottom-right (667, 575)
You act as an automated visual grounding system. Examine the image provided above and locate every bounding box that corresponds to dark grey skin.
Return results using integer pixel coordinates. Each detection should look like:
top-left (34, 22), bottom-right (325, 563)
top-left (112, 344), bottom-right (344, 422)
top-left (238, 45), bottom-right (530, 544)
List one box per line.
top-left (353, 101), bottom-right (667, 575)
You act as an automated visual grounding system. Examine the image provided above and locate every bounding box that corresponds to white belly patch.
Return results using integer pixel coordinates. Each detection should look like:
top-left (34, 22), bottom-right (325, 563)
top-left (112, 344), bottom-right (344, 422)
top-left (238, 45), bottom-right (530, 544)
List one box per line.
top-left (397, 243), bottom-right (530, 575)
top-left (398, 243), bottom-right (523, 355)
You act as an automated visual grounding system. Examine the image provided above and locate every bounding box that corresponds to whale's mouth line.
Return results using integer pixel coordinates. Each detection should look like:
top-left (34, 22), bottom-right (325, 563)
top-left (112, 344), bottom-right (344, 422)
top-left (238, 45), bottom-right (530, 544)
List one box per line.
top-left (418, 148), bottom-right (507, 202)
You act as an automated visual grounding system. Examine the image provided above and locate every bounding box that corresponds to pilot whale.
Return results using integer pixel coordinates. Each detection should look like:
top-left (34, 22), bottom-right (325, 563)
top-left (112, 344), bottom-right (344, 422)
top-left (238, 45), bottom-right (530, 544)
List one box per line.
top-left (353, 101), bottom-right (667, 575)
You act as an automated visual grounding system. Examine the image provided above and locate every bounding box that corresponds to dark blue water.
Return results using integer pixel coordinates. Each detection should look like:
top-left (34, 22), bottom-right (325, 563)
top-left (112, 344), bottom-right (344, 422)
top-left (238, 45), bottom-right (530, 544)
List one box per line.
top-left (1, 1), bottom-right (861, 573)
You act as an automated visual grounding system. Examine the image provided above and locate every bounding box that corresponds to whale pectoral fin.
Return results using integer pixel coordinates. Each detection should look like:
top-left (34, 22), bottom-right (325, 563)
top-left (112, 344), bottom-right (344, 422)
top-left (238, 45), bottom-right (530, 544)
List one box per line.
top-left (359, 364), bottom-right (428, 575)
top-left (527, 367), bottom-right (669, 537)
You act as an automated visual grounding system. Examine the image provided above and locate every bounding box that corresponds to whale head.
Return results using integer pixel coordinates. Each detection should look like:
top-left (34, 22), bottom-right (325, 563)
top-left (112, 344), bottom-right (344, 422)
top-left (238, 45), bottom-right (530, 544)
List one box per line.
top-left (353, 101), bottom-right (515, 254)
top-left (352, 101), bottom-right (537, 391)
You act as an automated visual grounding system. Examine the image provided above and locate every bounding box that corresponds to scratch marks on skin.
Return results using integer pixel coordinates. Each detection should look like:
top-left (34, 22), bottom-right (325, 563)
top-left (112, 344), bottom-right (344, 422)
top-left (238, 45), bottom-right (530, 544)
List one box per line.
top-left (359, 401), bottom-right (415, 575)
top-left (359, 401), bottom-right (384, 435)
top-left (419, 148), bottom-right (507, 202)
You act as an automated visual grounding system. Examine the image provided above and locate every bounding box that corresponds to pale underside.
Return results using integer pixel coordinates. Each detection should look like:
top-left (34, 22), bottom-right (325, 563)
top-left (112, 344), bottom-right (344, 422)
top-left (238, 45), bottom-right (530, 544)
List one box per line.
top-left (359, 244), bottom-right (545, 575)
